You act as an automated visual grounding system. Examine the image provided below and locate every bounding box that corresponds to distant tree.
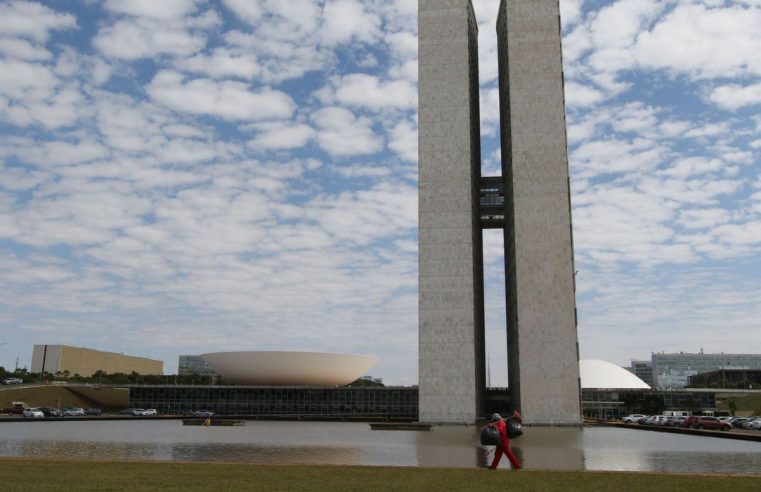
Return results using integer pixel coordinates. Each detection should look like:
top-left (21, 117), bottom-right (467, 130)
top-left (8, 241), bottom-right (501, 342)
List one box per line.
top-left (347, 378), bottom-right (384, 387)
top-left (728, 398), bottom-right (737, 416)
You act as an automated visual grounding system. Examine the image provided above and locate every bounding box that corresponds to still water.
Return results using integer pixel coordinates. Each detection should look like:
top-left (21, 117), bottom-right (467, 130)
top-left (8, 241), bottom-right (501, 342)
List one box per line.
top-left (1, 421), bottom-right (759, 474)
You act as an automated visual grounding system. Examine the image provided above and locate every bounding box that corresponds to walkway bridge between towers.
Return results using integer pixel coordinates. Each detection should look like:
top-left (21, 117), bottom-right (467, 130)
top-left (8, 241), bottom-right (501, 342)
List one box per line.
top-left (480, 176), bottom-right (505, 229)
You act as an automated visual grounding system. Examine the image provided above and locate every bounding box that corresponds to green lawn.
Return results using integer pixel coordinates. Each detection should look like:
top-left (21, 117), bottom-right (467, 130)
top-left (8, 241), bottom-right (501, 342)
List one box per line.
top-left (1, 458), bottom-right (759, 491)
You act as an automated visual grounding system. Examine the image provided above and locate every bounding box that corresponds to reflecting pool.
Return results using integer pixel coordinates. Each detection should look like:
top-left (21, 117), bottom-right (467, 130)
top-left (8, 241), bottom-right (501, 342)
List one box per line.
top-left (1, 421), bottom-right (759, 474)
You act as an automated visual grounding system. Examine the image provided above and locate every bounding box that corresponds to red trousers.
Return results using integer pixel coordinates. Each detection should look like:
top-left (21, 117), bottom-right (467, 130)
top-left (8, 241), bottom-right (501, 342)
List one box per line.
top-left (490, 440), bottom-right (521, 469)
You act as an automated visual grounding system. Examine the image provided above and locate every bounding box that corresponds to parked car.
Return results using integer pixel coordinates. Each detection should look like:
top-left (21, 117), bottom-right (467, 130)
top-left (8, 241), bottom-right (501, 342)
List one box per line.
top-left (740, 417), bottom-right (761, 429)
top-left (622, 414), bottom-right (646, 424)
top-left (22, 408), bottom-right (44, 418)
top-left (671, 416), bottom-right (688, 427)
top-left (648, 416), bottom-right (669, 426)
top-left (40, 407), bottom-right (63, 417)
top-left (63, 407), bottom-right (85, 416)
top-left (2, 377), bottom-right (23, 385)
top-left (132, 408), bottom-right (158, 416)
top-left (746, 418), bottom-right (761, 430)
top-left (84, 408), bottom-right (102, 416)
top-left (120, 408), bottom-right (139, 415)
top-left (729, 417), bottom-right (749, 428)
top-left (191, 410), bottom-right (215, 418)
top-left (691, 416), bottom-right (731, 431)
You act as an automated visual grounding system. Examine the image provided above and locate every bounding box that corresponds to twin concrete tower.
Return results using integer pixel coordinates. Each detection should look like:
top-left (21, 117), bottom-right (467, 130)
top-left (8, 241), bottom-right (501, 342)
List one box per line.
top-left (418, 0), bottom-right (581, 424)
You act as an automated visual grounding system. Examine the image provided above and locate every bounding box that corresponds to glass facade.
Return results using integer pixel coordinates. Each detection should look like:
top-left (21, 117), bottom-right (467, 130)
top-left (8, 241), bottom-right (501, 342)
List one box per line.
top-left (652, 353), bottom-right (761, 388)
top-left (129, 385), bottom-right (418, 420)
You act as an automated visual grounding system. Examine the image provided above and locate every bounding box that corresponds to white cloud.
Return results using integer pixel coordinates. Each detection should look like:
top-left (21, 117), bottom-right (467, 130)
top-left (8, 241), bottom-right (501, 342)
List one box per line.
top-left (146, 70), bottom-right (296, 121)
top-left (249, 122), bottom-right (316, 150)
top-left (312, 106), bottom-right (383, 156)
top-left (326, 73), bottom-right (417, 110)
top-left (103, 0), bottom-right (200, 20)
top-left (677, 208), bottom-right (733, 230)
top-left (16, 139), bottom-right (109, 167)
top-left (683, 122), bottom-right (731, 139)
top-left (0, 59), bottom-right (57, 100)
top-left (320, 0), bottom-right (381, 47)
top-left (175, 49), bottom-right (261, 79)
top-left (387, 119), bottom-right (417, 163)
top-left (658, 157), bottom-right (725, 179)
top-left (0, 38), bottom-right (52, 61)
top-left (223, 30), bottom-right (330, 83)
top-left (560, 0), bottom-right (584, 28)
top-left (571, 138), bottom-right (667, 178)
top-left (709, 82), bottom-right (761, 110)
top-left (0, 0), bottom-right (76, 42)
top-left (93, 3), bottom-right (219, 62)
top-left (565, 81), bottom-right (606, 107)
top-left (633, 3), bottom-right (761, 79)
top-left (221, 0), bottom-right (264, 24)
top-left (93, 19), bottom-right (210, 60)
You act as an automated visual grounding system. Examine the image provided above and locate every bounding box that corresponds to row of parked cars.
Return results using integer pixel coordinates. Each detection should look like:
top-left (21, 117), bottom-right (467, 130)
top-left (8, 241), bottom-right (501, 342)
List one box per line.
top-left (21, 407), bottom-right (102, 418)
top-left (622, 414), bottom-right (761, 430)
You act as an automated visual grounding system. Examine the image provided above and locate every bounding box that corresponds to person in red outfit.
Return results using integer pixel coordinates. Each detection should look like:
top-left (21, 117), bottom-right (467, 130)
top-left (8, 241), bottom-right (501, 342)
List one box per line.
top-left (484, 411), bottom-right (522, 470)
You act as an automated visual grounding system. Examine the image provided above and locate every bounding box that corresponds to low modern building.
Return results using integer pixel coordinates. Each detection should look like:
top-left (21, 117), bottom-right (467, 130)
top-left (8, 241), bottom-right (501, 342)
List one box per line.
top-left (652, 352), bottom-right (761, 388)
top-left (31, 345), bottom-right (163, 377)
top-left (129, 385), bottom-right (418, 419)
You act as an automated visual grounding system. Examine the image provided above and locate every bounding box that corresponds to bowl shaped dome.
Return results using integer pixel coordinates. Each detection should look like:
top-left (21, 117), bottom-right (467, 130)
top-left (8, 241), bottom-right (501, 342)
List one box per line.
top-left (200, 351), bottom-right (379, 386)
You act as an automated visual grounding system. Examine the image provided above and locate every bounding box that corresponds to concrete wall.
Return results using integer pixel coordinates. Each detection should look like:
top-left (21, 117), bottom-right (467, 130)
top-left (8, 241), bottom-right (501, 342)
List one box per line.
top-left (31, 345), bottom-right (163, 377)
top-left (418, 0), bottom-right (485, 423)
top-left (497, 0), bottom-right (581, 424)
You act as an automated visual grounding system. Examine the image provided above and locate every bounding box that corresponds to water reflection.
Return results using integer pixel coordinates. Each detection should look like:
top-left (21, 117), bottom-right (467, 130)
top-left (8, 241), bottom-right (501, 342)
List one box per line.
top-left (0, 421), bottom-right (759, 474)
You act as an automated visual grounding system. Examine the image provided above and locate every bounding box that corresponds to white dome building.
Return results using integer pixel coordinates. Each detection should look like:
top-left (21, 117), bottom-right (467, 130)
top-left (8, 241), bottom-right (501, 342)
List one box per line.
top-left (579, 359), bottom-right (650, 389)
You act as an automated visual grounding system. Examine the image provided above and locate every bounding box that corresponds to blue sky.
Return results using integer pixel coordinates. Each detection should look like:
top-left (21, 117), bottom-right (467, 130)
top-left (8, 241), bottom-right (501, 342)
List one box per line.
top-left (1, 0), bottom-right (760, 385)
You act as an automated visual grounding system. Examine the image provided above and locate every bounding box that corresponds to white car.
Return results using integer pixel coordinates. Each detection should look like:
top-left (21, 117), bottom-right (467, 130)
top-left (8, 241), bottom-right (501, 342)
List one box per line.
top-left (64, 408), bottom-right (85, 416)
top-left (22, 408), bottom-right (44, 418)
top-left (747, 419), bottom-right (761, 430)
top-left (132, 408), bottom-right (158, 416)
top-left (2, 377), bottom-right (23, 385)
top-left (622, 414), bottom-right (646, 424)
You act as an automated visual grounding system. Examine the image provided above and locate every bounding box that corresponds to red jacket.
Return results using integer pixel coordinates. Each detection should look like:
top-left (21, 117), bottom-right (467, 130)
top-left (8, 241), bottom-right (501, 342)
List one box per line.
top-left (493, 419), bottom-right (510, 446)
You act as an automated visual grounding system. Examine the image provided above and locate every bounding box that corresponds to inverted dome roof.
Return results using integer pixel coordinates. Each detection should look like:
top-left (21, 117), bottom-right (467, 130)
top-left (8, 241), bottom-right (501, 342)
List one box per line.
top-left (201, 351), bottom-right (379, 386)
top-left (579, 359), bottom-right (650, 389)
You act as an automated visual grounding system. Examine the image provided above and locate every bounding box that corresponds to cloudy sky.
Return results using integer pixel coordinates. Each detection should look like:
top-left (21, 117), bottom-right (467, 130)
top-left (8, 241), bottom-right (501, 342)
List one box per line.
top-left (1, 0), bottom-right (760, 385)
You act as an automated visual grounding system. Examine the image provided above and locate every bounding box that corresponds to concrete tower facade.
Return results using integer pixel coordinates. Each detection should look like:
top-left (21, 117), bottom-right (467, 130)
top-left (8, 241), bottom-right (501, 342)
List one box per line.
top-left (497, 0), bottom-right (581, 425)
top-left (418, 0), bottom-right (581, 424)
top-left (418, 0), bottom-right (485, 423)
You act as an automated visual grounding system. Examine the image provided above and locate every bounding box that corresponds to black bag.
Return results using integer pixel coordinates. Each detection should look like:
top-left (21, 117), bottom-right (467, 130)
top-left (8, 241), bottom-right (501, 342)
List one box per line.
top-left (506, 417), bottom-right (523, 439)
top-left (480, 426), bottom-right (500, 445)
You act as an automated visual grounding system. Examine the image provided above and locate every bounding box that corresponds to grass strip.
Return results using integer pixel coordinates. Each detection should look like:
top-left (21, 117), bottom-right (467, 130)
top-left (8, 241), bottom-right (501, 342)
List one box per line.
top-left (1, 458), bottom-right (759, 492)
